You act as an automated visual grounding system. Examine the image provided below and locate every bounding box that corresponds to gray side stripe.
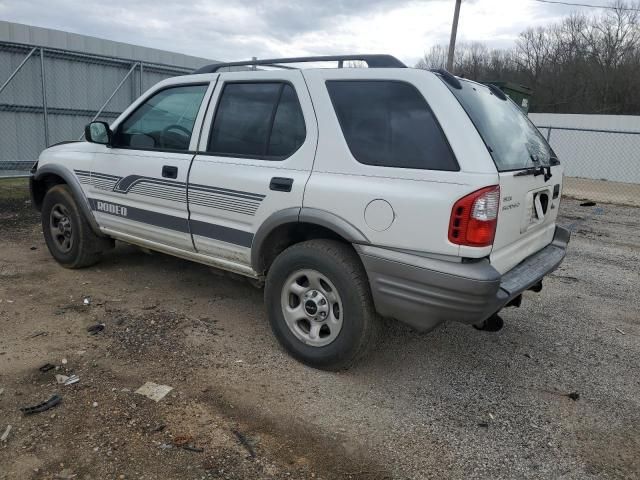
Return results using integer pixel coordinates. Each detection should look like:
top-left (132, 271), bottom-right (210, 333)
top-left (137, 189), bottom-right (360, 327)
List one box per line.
top-left (78, 170), bottom-right (263, 201)
top-left (190, 220), bottom-right (253, 248)
top-left (89, 198), bottom-right (188, 233)
top-left (189, 184), bottom-right (265, 201)
top-left (114, 175), bottom-right (184, 193)
top-left (75, 169), bottom-right (121, 182)
top-left (88, 198), bottom-right (253, 248)
top-left (78, 170), bottom-right (264, 217)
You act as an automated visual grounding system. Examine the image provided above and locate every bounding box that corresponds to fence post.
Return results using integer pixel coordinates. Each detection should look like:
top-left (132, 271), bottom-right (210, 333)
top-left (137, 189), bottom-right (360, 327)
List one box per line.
top-left (0, 47), bottom-right (37, 96)
top-left (78, 62), bottom-right (140, 139)
top-left (40, 48), bottom-right (50, 147)
top-left (139, 61), bottom-right (144, 97)
top-left (546, 128), bottom-right (552, 142)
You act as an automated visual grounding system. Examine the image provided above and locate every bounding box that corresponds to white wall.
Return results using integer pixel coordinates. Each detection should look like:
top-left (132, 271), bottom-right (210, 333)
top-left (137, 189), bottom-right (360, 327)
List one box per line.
top-left (529, 113), bottom-right (640, 184)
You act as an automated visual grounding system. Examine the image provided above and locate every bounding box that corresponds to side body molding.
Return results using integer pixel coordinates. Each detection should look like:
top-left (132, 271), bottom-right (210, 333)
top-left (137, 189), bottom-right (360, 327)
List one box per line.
top-left (250, 207), bottom-right (370, 274)
top-left (32, 164), bottom-right (104, 237)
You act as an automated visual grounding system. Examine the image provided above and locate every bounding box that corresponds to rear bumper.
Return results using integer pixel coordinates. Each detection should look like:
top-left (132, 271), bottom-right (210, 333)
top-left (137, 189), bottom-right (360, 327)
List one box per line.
top-left (358, 226), bottom-right (570, 331)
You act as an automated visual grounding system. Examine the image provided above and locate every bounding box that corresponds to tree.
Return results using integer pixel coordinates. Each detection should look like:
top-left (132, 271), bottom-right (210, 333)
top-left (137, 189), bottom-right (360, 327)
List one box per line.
top-left (415, 1), bottom-right (640, 114)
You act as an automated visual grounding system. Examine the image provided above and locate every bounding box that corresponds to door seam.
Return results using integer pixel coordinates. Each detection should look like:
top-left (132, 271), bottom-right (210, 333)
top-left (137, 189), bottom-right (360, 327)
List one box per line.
top-left (187, 75), bottom-right (220, 252)
top-left (299, 70), bottom-right (320, 218)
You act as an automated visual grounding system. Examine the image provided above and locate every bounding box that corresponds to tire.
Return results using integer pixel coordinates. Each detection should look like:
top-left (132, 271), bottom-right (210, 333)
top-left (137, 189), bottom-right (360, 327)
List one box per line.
top-left (265, 239), bottom-right (379, 370)
top-left (41, 184), bottom-right (106, 268)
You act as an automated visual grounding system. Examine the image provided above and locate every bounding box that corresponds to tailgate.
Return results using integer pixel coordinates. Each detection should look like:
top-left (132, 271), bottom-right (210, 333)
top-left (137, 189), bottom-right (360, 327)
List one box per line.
top-left (490, 165), bottom-right (563, 274)
top-left (438, 75), bottom-right (566, 274)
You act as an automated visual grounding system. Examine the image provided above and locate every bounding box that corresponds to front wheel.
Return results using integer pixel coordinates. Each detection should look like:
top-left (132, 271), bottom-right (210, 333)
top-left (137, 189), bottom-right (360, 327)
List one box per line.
top-left (42, 184), bottom-right (107, 268)
top-left (265, 240), bottom-right (379, 370)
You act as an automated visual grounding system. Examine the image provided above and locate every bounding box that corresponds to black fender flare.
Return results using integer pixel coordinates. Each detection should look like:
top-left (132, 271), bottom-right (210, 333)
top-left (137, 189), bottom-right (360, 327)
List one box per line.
top-left (250, 207), bottom-right (370, 273)
top-left (33, 164), bottom-right (104, 237)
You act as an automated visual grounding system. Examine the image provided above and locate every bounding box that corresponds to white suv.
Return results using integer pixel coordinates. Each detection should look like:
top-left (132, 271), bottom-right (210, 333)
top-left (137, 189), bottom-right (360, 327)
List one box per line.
top-left (30, 55), bottom-right (570, 370)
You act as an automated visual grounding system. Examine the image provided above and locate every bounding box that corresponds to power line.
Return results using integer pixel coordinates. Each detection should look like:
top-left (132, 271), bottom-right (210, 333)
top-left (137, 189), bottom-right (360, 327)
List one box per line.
top-left (532, 0), bottom-right (640, 12)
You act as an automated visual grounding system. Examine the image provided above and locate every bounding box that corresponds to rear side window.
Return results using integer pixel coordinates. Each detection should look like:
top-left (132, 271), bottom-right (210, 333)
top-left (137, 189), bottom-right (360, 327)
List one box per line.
top-left (326, 80), bottom-right (458, 171)
top-left (207, 82), bottom-right (305, 159)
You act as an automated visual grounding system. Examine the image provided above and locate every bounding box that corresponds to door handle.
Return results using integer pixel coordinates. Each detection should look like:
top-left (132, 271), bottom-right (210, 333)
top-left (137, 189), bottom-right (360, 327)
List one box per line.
top-left (269, 177), bottom-right (293, 192)
top-left (162, 165), bottom-right (178, 179)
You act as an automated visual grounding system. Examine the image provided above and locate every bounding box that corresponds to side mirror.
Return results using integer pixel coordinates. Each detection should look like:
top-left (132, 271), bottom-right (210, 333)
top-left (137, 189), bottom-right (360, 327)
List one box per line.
top-left (85, 121), bottom-right (112, 145)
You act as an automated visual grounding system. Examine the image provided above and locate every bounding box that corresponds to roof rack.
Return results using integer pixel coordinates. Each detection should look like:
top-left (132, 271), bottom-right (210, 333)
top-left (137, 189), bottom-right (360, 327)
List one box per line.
top-left (192, 54), bottom-right (407, 74)
top-left (430, 68), bottom-right (462, 89)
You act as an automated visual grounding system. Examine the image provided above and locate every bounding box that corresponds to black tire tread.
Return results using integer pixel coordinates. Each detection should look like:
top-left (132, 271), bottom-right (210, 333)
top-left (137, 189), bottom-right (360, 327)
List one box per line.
top-left (265, 239), bottom-right (380, 370)
top-left (42, 184), bottom-right (103, 269)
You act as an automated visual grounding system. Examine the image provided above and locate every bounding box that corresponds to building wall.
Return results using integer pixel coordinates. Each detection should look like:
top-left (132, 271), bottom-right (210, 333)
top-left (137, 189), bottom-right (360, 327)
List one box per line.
top-left (0, 22), bottom-right (218, 171)
top-left (530, 113), bottom-right (640, 184)
top-left (0, 21), bottom-right (214, 69)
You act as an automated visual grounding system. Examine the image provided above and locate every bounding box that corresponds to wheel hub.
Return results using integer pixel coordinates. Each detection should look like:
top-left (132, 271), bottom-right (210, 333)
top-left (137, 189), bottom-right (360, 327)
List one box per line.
top-left (58, 217), bottom-right (71, 235)
top-left (303, 290), bottom-right (329, 321)
top-left (280, 269), bottom-right (343, 347)
top-left (49, 204), bottom-right (74, 253)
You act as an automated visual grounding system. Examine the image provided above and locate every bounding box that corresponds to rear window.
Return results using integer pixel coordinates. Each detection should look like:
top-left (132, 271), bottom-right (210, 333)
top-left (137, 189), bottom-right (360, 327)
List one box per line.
top-left (445, 79), bottom-right (554, 171)
top-left (326, 80), bottom-right (458, 171)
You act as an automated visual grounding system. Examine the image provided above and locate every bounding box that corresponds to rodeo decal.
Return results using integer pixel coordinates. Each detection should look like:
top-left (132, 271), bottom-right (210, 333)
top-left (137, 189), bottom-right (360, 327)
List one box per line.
top-left (95, 200), bottom-right (128, 217)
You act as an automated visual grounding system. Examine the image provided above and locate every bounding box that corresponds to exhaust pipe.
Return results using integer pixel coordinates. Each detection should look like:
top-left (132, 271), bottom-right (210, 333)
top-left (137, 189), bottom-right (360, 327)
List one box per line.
top-left (474, 283), bottom-right (542, 332)
top-left (473, 313), bottom-right (504, 332)
top-left (529, 281), bottom-right (543, 293)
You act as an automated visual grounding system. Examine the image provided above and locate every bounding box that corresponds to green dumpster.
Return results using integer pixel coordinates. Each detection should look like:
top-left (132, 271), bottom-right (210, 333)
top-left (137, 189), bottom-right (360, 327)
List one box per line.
top-left (484, 81), bottom-right (533, 112)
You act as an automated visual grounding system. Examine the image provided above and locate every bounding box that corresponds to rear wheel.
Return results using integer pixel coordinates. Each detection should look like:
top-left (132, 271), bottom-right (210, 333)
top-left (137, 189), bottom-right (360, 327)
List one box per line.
top-left (42, 184), bottom-right (107, 268)
top-left (265, 239), bottom-right (379, 370)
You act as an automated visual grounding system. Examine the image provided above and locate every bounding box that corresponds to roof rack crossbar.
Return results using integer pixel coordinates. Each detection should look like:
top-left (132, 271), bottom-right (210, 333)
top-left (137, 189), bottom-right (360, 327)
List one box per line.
top-left (192, 54), bottom-right (406, 74)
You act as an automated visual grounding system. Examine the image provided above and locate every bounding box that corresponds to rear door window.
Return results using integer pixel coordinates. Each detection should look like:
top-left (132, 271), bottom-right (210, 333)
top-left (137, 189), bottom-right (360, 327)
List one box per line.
top-left (207, 82), bottom-right (306, 159)
top-left (326, 80), bottom-right (458, 171)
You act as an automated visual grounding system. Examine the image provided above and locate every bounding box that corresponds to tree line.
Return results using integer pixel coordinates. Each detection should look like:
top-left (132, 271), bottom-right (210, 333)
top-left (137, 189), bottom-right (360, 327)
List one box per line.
top-left (416, 1), bottom-right (640, 114)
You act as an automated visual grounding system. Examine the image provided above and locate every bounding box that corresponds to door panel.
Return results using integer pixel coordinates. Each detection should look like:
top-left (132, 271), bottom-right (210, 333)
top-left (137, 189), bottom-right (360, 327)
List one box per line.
top-left (189, 71), bottom-right (317, 266)
top-left (87, 80), bottom-right (215, 251)
top-left (86, 149), bottom-right (195, 250)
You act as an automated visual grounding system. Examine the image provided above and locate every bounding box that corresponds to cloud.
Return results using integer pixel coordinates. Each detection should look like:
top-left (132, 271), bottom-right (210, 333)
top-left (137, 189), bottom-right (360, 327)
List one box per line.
top-left (0, 0), bottom-right (612, 64)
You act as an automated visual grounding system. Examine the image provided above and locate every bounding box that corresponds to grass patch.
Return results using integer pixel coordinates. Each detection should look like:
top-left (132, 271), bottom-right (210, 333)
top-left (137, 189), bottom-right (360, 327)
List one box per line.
top-left (0, 177), bottom-right (30, 200)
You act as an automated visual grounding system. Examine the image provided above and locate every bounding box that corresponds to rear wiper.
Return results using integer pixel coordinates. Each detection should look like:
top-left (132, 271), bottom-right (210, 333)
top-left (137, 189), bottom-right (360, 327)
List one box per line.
top-left (514, 165), bottom-right (553, 182)
top-left (549, 156), bottom-right (560, 166)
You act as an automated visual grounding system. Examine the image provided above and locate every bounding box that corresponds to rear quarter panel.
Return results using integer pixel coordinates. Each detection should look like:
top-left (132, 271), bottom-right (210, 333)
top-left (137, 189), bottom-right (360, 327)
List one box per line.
top-left (302, 68), bottom-right (498, 256)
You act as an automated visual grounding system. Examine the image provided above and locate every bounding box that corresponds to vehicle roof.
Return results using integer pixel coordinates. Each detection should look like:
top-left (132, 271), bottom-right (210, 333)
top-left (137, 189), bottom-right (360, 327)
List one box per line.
top-left (192, 54), bottom-right (407, 74)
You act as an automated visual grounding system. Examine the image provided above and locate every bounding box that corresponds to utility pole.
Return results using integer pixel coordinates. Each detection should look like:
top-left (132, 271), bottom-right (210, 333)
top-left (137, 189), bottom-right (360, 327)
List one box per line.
top-left (446, 0), bottom-right (462, 72)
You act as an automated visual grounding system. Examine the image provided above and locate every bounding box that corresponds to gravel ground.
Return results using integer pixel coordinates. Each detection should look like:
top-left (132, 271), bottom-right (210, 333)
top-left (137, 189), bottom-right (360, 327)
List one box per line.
top-left (0, 179), bottom-right (638, 479)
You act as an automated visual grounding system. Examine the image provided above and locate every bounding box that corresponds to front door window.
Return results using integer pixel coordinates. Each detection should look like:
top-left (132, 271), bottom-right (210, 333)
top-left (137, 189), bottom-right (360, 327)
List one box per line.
top-left (112, 84), bottom-right (208, 151)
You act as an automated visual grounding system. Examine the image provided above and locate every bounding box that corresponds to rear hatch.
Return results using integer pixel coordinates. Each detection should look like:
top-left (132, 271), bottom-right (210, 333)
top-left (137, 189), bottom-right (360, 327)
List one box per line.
top-left (444, 78), bottom-right (563, 273)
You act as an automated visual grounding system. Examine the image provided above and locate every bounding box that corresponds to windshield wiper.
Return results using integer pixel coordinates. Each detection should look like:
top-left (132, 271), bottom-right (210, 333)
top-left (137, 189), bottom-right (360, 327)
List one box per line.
top-left (514, 165), bottom-right (553, 182)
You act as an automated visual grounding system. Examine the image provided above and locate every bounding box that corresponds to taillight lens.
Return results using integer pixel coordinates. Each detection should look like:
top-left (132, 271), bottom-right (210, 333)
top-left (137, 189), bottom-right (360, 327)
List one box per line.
top-left (448, 186), bottom-right (500, 247)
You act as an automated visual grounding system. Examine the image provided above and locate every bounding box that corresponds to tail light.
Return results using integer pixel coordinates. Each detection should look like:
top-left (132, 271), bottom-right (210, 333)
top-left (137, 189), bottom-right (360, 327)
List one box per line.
top-left (448, 186), bottom-right (500, 247)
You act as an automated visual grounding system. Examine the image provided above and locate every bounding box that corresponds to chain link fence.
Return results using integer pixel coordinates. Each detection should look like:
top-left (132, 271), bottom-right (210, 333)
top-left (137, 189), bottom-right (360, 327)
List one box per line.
top-left (2, 42), bottom-right (639, 207)
top-left (0, 40), bottom-right (193, 177)
top-left (537, 125), bottom-right (640, 207)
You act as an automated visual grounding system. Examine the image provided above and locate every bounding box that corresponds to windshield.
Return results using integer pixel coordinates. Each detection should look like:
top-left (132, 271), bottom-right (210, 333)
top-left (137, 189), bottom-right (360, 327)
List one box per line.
top-left (445, 79), bottom-right (554, 171)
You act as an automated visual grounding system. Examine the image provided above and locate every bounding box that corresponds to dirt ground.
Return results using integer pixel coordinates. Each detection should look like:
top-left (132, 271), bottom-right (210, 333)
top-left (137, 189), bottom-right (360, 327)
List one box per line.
top-left (0, 179), bottom-right (639, 480)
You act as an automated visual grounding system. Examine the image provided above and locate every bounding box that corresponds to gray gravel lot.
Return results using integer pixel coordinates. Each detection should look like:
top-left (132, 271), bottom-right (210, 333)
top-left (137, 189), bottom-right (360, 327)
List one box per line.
top-left (0, 185), bottom-right (638, 479)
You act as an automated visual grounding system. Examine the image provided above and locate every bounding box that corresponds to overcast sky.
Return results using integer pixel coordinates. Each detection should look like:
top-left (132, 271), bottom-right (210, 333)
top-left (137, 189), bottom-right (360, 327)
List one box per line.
top-left (0, 0), bottom-right (613, 65)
